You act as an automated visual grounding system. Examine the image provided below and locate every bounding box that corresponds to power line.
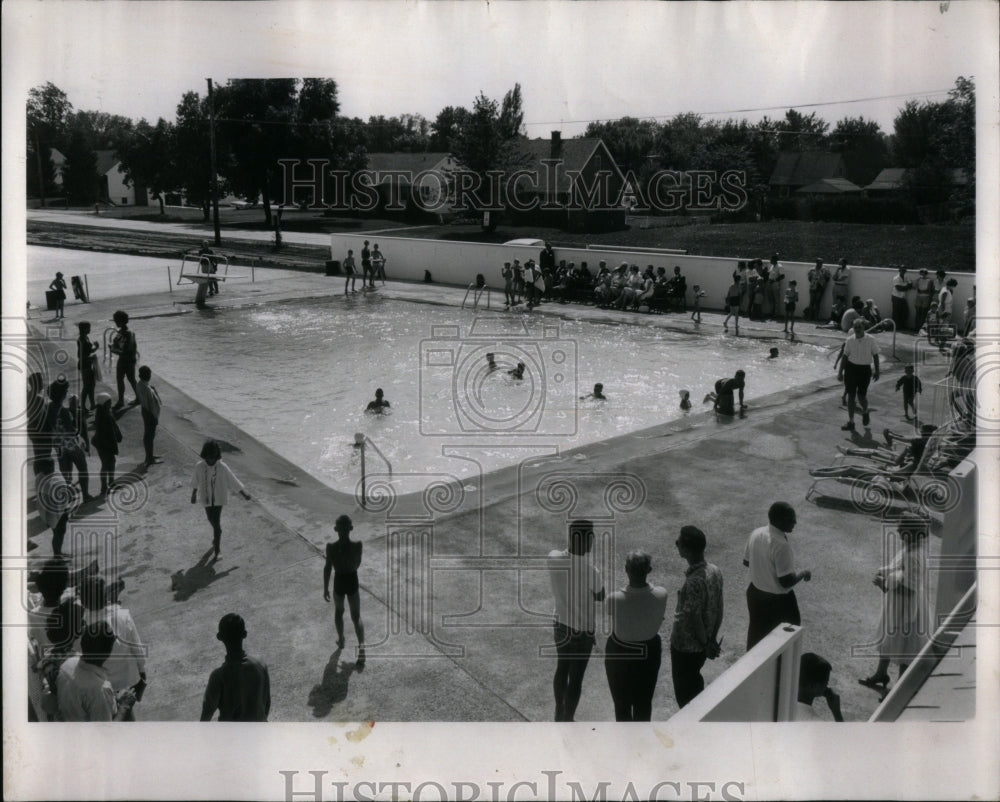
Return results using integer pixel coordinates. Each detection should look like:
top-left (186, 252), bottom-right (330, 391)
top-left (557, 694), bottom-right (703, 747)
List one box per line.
top-left (524, 88), bottom-right (956, 128)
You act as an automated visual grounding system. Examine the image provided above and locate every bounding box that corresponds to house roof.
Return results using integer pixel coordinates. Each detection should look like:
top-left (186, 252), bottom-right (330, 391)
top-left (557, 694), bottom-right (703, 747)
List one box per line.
top-left (516, 137), bottom-right (622, 194)
top-left (796, 177), bottom-right (863, 195)
top-left (365, 152), bottom-right (453, 180)
top-left (865, 167), bottom-right (909, 191)
top-left (769, 151), bottom-right (846, 187)
top-left (95, 149), bottom-right (120, 176)
top-left (864, 167), bottom-right (969, 191)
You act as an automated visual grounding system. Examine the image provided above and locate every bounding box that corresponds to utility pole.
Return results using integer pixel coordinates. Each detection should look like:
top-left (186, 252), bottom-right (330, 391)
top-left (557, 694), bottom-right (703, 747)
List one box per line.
top-left (207, 78), bottom-right (221, 246)
top-left (33, 130), bottom-right (47, 208)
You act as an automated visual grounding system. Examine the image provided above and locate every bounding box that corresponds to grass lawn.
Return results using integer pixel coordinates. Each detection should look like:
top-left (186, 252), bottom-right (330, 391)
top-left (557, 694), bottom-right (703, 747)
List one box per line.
top-left (402, 217), bottom-right (976, 272)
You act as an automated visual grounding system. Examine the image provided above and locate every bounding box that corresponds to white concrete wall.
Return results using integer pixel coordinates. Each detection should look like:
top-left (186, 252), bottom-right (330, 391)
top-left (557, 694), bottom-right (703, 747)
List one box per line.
top-left (331, 233), bottom-right (974, 331)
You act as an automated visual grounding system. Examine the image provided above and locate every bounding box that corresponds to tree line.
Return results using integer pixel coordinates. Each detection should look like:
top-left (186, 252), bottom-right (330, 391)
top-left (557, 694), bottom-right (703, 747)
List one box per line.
top-left (26, 76), bottom-right (973, 222)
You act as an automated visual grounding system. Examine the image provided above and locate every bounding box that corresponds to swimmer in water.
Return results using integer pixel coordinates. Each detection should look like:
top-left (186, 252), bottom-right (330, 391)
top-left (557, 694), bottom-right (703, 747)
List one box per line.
top-left (580, 383), bottom-right (605, 400)
top-left (365, 388), bottom-right (390, 413)
top-left (768, 347), bottom-right (779, 359)
top-left (508, 362), bottom-right (526, 380)
top-left (486, 353), bottom-right (498, 372)
top-left (679, 389), bottom-right (692, 411)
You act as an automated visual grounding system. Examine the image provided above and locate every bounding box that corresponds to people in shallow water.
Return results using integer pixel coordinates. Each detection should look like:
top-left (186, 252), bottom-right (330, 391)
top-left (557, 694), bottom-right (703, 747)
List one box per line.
top-left (365, 388), bottom-right (390, 413)
top-left (485, 353), bottom-right (498, 372)
top-left (580, 382), bottom-right (605, 400)
top-left (679, 389), bottom-right (692, 411)
top-left (508, 362), bottom-right (526, 380)
top-left (704, 370), bottom-right (746, 416)
top-left (769, 347), bottom-right (779, 359)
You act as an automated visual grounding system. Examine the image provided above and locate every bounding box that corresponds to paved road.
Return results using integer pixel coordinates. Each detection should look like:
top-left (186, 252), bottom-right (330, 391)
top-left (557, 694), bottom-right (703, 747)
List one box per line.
top-left (28, 208), bottom-right (381, 247)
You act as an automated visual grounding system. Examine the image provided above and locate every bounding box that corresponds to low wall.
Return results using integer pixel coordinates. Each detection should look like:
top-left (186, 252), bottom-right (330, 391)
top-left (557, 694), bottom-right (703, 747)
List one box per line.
top-left (330, 233), bottom-right (973, 331)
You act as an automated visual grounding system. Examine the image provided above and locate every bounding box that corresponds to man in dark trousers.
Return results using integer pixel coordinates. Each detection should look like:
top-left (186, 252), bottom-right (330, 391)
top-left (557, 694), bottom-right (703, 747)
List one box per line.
top-left (135, 365), bottom-right (162, 467)
top-left (539, 241), bottom-right (555, 278)
top-left (201, 613), bottom-right (271, 721)
top-left (743, 502), bottom-right (812, 650)
top-left (548, 519), bottom-right (605, 722)
top-left (670, 526), bottom-right (723, 708)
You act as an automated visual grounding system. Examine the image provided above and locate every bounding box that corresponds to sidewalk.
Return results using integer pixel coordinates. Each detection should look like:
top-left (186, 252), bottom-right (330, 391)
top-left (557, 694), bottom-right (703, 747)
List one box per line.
top-left (21, 260), bottom-right (953, 723)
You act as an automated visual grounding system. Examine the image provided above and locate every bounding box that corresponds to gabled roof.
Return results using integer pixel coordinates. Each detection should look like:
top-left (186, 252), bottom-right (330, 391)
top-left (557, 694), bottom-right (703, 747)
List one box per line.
top-left (365, 152), bottom-right (453, 177)
top-left (796, 177), bottom-right (863, 194)
top-left (515, 137), bottom-right (622, 194)
top-left (769, 151), bottom-right (846, 187)
top-left (864, 167), bottom-right (970, 191)
top-left (95, 149), bottom-right (121, 176)
top-left (865, 167), bottom-right (909, 191)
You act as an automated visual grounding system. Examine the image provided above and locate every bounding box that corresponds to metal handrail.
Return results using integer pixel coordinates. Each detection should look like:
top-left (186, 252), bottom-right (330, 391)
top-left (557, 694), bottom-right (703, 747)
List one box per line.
top-left (102, 327), bottom-right (117, 364)
top-left (461, 282), bottom-right (491, 310)
top-left (356, 434), bottom-right (392, 508)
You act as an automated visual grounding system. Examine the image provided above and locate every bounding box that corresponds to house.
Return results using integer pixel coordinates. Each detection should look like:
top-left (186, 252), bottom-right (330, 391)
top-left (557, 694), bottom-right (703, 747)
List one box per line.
top-left (769, 150), bottom-right (885, 198)
top-left (49, 147), bottom-right (66, 189)
top-left (795, 177), bottom-right (863, 196)
top-left (96, 149), bottom-right (149, 206)
top-left (513, 132), bottom-right (628, 232)
top-left (769, 152), bottom-right (848, 198)
top-left (363, 152), bottom-right (457, 213)
top-left (864, 167), bottom-right (969, 196)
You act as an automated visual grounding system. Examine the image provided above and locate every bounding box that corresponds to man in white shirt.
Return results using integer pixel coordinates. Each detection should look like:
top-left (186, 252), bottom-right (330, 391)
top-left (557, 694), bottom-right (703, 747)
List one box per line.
top-left (81, 577), bottom-right (147, 719)
top-left (837, 318), bottom-right (880, 431)
top-left (548, 519), bottom-right (605, 722)
top-left (743, 502), bottom-right (811, 650)
top-left (58, 623), bottom-right (136, 722)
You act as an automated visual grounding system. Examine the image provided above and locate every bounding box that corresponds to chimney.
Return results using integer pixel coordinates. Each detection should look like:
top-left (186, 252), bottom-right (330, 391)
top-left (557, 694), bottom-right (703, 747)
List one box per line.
top-left (550, 130), bottom-right (562, 159)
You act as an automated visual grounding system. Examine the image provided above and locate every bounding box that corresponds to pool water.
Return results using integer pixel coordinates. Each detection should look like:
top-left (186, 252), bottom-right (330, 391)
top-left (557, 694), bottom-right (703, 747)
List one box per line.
top-left (135, 295), bottom-right (833, 493)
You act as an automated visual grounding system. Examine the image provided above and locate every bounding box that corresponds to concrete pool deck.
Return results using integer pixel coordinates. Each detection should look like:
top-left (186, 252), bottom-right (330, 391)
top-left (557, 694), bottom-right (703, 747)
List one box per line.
top-left (21, 258), bottom-right (958, 723)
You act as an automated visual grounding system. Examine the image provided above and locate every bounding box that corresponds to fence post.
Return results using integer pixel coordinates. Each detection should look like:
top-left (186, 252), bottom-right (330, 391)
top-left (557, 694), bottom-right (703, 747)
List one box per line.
top-left (167, 263), bottom-right (173, 292)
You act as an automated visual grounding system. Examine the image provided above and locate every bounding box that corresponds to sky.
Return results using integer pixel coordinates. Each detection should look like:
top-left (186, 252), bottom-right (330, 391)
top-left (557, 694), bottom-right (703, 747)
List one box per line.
top-left (3, 1), bottom-right (993, 139)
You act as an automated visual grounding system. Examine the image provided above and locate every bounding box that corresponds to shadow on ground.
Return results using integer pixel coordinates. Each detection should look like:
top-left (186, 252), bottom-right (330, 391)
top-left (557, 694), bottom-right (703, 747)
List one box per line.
top-left (307, 647), bottom-right (364, 718)
top-left (171, 549), bottom-right (239, 601)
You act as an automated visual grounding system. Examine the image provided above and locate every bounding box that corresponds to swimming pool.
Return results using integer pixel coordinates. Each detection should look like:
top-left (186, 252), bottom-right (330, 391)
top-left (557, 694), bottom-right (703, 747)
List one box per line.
top-left (135, 295), bottom-right (833, 493)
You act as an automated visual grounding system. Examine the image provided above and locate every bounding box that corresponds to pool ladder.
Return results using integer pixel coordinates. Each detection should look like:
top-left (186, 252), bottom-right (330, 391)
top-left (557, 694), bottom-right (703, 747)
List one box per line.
top-left (355, 434), bottom-right (392, 508)
top-left (461, 281), bottom-right (491, 310)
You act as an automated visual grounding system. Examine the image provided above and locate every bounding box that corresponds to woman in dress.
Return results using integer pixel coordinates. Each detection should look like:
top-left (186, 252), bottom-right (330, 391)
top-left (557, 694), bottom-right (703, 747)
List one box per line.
top-left (190, 440), bottom-right (251, 560)
top-left (48, 272), bottom-right (67, 318)
top-left (859, 514), bottom-right (933, 691)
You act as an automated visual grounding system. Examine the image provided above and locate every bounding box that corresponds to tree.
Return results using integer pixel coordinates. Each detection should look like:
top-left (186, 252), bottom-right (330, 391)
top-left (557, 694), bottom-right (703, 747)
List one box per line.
top-left (173, 91), bottom-right (215, 219)
top-left (585, 117), bottom-right (658, 176)
top-left (61, 126), bottom-right (99, 205)
top-left (429, 106), bottom-right (469, 152)
top-left (498, 83), bottom-right (525, 140)
top-left (891, 101), bottom-right (936, 167)
top-left (775, 109), bottom-right (829, 151)
top-left (26, 82), bottom-right (73, 203)
top-left (655, 113), bottom-right (706, 171)
top-left (115, 118), bottom-right (176, 214)
top-left (215, 78), bottom-right (299, 225)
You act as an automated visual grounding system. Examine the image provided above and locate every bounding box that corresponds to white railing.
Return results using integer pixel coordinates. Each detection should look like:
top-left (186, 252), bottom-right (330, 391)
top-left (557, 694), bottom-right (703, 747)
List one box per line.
top-left (669, 624), bottom-right (804, 723)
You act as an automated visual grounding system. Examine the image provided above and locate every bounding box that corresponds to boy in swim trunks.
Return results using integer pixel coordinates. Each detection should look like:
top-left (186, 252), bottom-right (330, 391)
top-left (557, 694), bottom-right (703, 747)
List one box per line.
top-left (323, 515), bottom-right (366, 662)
